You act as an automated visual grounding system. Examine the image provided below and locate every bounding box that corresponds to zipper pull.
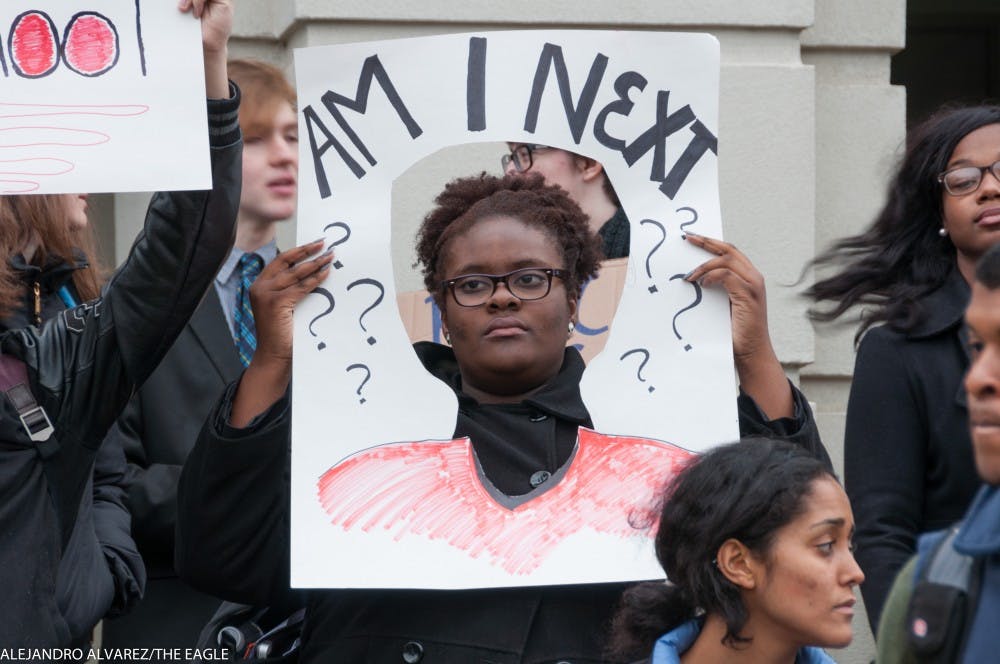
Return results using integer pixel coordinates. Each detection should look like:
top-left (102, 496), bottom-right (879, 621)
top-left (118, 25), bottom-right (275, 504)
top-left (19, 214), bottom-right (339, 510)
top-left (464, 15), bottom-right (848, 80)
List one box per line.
top-left (32, 282), bottom-right (41, 326)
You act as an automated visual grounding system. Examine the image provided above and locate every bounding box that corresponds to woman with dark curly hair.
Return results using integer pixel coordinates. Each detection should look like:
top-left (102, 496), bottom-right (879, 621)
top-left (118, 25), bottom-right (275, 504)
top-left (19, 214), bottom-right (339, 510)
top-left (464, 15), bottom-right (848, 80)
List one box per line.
top-left (609, 439), bottom-right (862, 664)
top-left (808, 104), bottom-right (1000, 630)
top-left (176, 172), bottom-right (827, 662)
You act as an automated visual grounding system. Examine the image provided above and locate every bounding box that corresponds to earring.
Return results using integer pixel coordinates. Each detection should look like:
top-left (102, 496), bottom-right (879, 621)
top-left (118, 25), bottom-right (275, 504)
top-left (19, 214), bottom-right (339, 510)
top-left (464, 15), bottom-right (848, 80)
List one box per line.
top-left (567, 321), bottom-right (575, 336)
top-left (444, 331), bottom-right (451, 344)
top-left (939, 227), bottom-right (948, 237)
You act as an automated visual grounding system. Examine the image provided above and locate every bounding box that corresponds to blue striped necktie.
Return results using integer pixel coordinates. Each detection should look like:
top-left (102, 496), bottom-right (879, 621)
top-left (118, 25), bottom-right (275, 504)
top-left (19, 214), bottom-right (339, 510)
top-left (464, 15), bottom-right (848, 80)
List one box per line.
top-left (234, 252), bottom-right (264, 368)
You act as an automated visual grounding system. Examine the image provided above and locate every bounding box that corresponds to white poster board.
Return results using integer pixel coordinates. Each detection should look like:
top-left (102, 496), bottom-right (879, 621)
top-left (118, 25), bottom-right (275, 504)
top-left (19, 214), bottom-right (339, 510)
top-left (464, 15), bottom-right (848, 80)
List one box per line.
top-left (0, 1), bottom-right (209, 194)
top-left (292, 30), bottom-right (739, 589)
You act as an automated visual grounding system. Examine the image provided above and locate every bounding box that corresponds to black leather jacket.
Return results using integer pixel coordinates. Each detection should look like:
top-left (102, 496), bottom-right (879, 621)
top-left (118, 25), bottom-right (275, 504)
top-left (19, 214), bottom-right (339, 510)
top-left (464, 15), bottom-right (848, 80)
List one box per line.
top-left (0, 91), bottom-right (241, 647)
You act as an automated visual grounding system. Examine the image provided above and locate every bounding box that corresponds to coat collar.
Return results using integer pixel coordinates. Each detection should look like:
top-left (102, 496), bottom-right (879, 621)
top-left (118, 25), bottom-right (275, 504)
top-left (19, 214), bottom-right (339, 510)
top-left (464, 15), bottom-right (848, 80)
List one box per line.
top-left (412, 342), bottom-right (591, 424)
top-left (904, 267), bottom-right (970, 340)
top-left (8, 250), bottom-right (88, 290)
top-left (650, 618), bottom-right (836, 664)
top-left (954, 485), bottom-right (1000, 556)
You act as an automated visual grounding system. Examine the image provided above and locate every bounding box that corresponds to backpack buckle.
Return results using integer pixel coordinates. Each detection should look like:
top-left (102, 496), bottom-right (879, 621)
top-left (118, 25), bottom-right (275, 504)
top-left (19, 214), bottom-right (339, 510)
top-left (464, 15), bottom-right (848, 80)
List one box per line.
top-left (19, 404), bottom-right (53, 442)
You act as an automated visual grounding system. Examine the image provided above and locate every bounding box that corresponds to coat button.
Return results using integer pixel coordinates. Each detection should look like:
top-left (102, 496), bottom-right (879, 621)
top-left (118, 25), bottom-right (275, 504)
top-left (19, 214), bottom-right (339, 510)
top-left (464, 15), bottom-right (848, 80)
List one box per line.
top-left (402, 640), bottom-right (424, 663)
top-left (530, 470), bottom-right (551, 487)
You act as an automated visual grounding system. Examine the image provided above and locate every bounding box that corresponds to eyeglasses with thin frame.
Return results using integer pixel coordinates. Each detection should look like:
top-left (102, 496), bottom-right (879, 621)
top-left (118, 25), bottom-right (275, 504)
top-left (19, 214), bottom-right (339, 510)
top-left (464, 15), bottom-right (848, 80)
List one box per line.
top-left (500, 144), bottom-right (552, 173)
top-left (440, 267), bottom-right (567, 307)
top-left (938, 160), bottom-right (1000, 196)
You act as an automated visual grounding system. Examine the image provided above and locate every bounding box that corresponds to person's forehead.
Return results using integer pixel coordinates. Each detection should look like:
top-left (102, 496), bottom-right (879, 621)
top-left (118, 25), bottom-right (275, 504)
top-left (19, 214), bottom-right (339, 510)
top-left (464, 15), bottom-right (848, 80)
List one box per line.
top-left (967, 282), bottom-right (1000, 337)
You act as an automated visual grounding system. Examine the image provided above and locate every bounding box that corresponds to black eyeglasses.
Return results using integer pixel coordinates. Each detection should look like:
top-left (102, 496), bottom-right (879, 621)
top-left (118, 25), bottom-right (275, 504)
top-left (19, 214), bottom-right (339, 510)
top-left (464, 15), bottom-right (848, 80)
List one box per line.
top-left (938, 160), bottom-right (1000, 196)
top-left (500, 144), bottom-right (552, 173)
top-left (440, 267), bottom-right (567, 307)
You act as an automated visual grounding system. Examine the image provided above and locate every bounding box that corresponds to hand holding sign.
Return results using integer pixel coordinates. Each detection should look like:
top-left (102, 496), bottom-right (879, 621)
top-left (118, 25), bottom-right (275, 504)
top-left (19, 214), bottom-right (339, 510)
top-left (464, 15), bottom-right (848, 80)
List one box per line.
top-left (230, 240), bottom-right (332, 427)
top-left (681, 232), bottom-right (793, 418)
top-left (178, 0), bottom-right (233, 99)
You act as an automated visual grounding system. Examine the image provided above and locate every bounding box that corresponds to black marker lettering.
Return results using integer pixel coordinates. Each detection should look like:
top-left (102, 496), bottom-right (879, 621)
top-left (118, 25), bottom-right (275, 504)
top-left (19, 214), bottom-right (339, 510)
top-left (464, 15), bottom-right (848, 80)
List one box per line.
top-left (659, 119), bottom-right (718, 199)
top-left (524, 43), bottom-right (608, 144)
top-left (304, 55), bottom-right (423, 199)
top-left (467, 37), bottom-right (487, 132)
top-left (302, 105), bottom-right (367, 199)
top-left (593, 70), bottom-right (647, 151)
top-left (621, 90), bottom-right (695, 185)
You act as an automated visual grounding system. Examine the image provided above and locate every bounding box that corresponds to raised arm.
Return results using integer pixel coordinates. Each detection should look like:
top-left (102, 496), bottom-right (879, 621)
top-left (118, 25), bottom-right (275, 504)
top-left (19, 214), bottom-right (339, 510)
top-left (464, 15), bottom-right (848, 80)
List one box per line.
top-left (230, 240), bottom-right (332, 426)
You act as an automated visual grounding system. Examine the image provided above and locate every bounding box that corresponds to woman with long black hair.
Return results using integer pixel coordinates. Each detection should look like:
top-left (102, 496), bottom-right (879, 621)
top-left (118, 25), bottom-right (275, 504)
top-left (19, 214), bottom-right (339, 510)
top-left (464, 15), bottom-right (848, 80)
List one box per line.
top-left (808, 104), bottom-right (1000, 629)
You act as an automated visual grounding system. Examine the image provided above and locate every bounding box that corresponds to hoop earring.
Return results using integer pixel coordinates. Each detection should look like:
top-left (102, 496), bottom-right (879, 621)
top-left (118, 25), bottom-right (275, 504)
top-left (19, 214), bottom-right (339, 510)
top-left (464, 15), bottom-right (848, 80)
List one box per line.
top-left (939, 227), bottom-right (948, 237)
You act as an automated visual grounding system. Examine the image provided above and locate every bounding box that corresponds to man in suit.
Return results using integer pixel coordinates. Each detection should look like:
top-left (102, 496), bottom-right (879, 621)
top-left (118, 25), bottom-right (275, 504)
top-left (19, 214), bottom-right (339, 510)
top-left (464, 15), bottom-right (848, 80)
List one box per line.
top-left (101, 59), bottom-right (298, 648)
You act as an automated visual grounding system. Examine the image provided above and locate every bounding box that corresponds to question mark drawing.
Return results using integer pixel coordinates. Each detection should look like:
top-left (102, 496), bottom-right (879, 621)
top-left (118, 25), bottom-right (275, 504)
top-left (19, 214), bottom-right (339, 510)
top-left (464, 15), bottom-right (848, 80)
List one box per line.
top-left (346, 278), bottom-right (385, 345)
top-left (346, 363), bottom-right (371, 404)
top-left (668, 274), bottom-right (703, 352)
top-left (323, 222), bottom-right (351, 269)
top-left (619, 348), bottom-right (655, 393)
top-left (308, 288), bottom-right (335, 350)
top-left (677, 206), bottom-right (698, 235)
top-left (639, 219), bottom-right (667, 294)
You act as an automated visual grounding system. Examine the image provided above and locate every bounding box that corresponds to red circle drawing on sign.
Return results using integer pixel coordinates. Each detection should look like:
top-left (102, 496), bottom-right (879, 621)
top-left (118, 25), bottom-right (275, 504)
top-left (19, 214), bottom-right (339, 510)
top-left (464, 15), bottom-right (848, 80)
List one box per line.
top-left (9, 11), bottom-right (60, 78)
top-left (63, 12), bottom-right (119, 77)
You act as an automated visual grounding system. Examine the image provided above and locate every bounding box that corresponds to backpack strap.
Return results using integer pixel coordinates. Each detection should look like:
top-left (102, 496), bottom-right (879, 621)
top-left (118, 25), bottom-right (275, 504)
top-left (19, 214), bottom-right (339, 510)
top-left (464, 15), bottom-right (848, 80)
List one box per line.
top-left (0, 353), bottom-right (54, 442)
top-left (906, 525), bottom-right (985, 662)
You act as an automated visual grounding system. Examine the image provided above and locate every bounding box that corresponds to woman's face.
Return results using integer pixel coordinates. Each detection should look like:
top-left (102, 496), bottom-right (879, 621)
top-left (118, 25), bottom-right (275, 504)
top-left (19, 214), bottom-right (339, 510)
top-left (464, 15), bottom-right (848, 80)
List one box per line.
top-left (941, 123), bottom-right (1000, 269)
top-left (742, 477), bottom-right (863, 650)
top-left (438, 215), bottom-right (577, 402)
top-left (62, 194), bottom-right (89, 231)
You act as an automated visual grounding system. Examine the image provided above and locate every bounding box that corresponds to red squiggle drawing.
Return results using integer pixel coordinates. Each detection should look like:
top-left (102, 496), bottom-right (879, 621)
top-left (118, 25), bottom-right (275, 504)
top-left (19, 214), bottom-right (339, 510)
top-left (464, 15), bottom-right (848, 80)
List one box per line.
top-left (0, 180), bottom-right (40, 194)
top-left (0, 102), bottom-right (149, 119)
top-left (317, 428), bottom-right (695, 575)
top-left (0, 126), bottom-right (110, 148)
top-left (0, 158), bottom-right (74, 176)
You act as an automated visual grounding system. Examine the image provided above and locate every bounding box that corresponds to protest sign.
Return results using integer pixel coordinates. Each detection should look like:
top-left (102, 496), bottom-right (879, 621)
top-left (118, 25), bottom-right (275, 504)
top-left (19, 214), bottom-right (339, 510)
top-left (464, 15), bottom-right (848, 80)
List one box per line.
top-left (0, 1), bottom-right (209, 194)
top-left (292, 30), bottom-right (738, 588)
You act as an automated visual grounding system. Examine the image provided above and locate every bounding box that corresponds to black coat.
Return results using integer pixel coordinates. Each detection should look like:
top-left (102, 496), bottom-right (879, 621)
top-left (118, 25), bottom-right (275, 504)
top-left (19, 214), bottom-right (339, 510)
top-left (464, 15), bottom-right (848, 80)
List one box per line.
top-left (0, 255), bottom-right (143, 643)
top-left (845, 269), bottom-right (980, 631)
top-left (177, 344), bottom-right (829, 663)
top-left (100, 286), bottom-right (243, 648)
top-left (0, 94), bottom-right (241, 647)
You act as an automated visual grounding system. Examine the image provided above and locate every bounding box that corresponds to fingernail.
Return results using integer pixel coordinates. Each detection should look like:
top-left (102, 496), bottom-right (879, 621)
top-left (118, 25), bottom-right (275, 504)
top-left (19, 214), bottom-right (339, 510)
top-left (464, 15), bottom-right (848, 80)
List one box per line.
top-left (313, 237), bottom-right (325, 244)
top-left (683, 270), bottom-right (695, 280)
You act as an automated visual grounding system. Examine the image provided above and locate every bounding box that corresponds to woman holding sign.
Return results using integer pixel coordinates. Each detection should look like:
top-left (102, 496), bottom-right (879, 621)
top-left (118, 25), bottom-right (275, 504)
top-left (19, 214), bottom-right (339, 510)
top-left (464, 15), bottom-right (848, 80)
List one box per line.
top-left (0, 0), bottom-right (239, 648)
top-left (177, 173), bottom-right (828, 662)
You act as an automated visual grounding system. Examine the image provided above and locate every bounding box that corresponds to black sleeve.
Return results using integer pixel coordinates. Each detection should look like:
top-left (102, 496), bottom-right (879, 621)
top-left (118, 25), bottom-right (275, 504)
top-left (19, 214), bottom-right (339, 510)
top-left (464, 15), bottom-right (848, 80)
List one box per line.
top-left (107, 396), bottom-right (184, 565)
top-left (845, 328), bottom-right (926, 631)
top-left (175, 380), bottom-right (296, 607)
top-left (737, 379), bottom-right (832, 471)
top-left (7, 90), bottom-right (242, 545)
top-left (91, 436), bottom-right (146, 616)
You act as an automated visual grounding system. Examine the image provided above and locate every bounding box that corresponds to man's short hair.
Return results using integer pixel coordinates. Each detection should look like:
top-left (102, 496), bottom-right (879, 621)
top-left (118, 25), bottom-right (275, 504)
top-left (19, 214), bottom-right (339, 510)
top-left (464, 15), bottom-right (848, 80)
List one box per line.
top-left (228, 59), bottom-right (296, 135)
top-left (976, 243), bottom-right (1000, 290)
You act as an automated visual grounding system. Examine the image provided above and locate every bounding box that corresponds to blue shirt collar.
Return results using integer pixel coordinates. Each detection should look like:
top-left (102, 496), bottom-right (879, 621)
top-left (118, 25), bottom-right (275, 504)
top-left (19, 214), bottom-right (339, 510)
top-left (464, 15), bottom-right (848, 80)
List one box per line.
top-left (651, 618), bottom-right (837, 664)
top-left (216, 240), bottom-right (279, 285)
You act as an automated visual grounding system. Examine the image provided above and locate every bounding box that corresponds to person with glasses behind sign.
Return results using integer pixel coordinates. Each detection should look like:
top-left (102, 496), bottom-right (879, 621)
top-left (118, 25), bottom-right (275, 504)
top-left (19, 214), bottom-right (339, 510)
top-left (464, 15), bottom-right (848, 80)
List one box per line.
top-left (503, 143), bottom-right (631, 258)
top-left (175, 172), bottom-right (829, 662)
top-left (807, 104), bottom-right (1000, 632)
